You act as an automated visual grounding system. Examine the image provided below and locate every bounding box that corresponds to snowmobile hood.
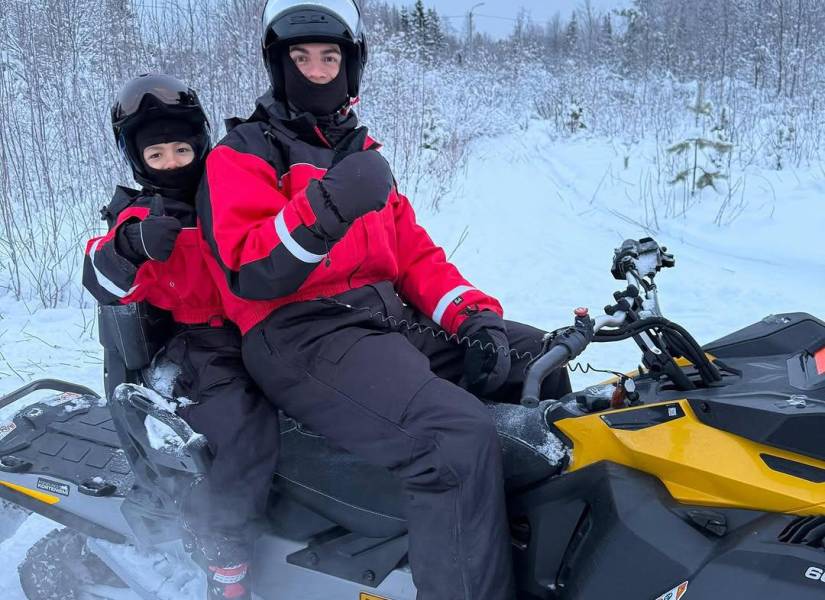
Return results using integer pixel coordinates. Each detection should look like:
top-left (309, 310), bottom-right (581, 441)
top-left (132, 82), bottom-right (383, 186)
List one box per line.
top-left (547, 313), bottom-right (825, 517)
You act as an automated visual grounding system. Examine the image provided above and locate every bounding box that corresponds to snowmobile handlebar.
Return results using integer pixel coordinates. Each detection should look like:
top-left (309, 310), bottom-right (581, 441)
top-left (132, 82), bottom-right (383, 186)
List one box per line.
top-left (521, 311), bottom-right (627, 408)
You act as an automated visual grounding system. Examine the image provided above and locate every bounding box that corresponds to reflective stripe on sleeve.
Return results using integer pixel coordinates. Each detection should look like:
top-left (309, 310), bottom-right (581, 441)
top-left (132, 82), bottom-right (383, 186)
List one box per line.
top-left (89, 238), bottom-right (138, 299)
top-left (431, 285), bottom-right (475, 327)
top-left (273, 211), bottom-right (325, 264)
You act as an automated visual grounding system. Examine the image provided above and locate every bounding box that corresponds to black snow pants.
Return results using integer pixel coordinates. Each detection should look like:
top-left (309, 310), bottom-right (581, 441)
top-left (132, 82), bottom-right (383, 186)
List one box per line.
top-left (242, 282), bottom-right (571, 600)
top-left (163, 324), bottom-right (280, 540)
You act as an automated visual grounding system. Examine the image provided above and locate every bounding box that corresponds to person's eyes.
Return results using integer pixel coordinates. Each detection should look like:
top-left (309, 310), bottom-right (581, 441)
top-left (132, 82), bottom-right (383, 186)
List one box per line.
top-left (292, 55), bottom-right (307, 63)
top-left (148, 153), bottom-right (161, 160)
top-left (177, 147), bottom-right (192, 154)
top-left (323, 55), bottom-right (340, 64)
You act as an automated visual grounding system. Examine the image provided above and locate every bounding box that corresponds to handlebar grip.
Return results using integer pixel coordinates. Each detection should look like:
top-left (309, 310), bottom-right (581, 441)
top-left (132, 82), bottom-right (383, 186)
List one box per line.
top-left (521, 345), bottom-right (571, 408)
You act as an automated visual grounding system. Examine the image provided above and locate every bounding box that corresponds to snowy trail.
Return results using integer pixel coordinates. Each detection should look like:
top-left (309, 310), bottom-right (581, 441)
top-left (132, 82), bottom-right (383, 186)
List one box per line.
top-left (420, 125), bottom-right (824, 387)
top-left (1, 128), bottom-right (824, 598)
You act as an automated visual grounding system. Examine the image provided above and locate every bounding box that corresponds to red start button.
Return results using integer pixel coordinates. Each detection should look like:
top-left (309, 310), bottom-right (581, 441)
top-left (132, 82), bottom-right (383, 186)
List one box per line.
top-left (574, 307), bottom-right (589, 317)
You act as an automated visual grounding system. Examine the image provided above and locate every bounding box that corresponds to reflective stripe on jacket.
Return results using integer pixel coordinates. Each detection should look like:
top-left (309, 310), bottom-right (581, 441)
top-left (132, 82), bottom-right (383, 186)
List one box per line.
top-left (83, 187), bottom-right (224, 325)
top-left (197, 97), bottom-right (502, 335)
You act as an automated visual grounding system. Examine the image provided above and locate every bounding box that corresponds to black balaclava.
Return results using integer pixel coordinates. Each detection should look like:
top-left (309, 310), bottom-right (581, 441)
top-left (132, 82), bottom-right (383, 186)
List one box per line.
top-left (133, 117), bottom-right (205, 196)
top-left (281, 50), bottom-right (350, 117)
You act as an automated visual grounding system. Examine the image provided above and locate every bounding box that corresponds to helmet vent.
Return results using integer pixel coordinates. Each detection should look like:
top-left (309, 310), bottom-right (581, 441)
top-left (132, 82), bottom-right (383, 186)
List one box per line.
top-left (289, 14), bottom-right (329, 24)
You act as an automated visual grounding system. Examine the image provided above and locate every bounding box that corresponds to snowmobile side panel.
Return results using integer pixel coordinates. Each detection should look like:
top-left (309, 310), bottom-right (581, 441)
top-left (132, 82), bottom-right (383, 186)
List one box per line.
top-left (508, 462), bottom-right (721, 599)
top-left (508, 461), bottom-right (825, 600)
top-left (703, 312), bottom-right (825, 358)
top-left (554, 399), bottom-right (825, 514)
top-left (679, 537), bottom-right (825, 599)
top-left (0, 480), bottom-right (59, 504)
top-left (0, 474), bottom-right (127, 543)
top-left (688, 393), bottom-right (825, 463)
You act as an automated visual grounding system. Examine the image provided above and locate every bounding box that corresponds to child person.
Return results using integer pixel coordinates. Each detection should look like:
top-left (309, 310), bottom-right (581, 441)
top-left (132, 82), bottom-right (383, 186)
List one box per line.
top-left (83, 73), bottom-right (279, 600)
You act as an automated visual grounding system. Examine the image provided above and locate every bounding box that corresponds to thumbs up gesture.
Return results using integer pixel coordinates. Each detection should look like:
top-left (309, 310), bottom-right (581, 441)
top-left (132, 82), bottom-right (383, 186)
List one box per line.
top-left (122, 195), bottom-right (182, 262)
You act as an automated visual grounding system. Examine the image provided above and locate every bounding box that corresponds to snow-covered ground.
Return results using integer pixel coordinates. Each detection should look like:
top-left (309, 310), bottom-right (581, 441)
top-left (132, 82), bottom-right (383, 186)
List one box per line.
top-left (0, 126), bottom-right (823, 598)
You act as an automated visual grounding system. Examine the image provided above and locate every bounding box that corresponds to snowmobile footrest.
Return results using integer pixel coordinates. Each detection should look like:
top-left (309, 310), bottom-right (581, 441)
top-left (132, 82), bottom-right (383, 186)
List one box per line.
top-left (286, 530), bottom-right (408, 588)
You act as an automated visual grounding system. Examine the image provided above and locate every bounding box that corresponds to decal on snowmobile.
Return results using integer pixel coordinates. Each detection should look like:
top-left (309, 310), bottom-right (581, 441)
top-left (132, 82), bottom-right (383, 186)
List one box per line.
top-left (654, 580), bottom-right (688, 600)
top-left (0, 420), bottom-right (15, 442)
top-left (805, 566), bottom-right (825, 582)
top-left (360, 593), bottom-right (391, 600)
top-left (0, 480), bottom-right (60, 505)
top-left (36, 477), bottom-right (71, 497)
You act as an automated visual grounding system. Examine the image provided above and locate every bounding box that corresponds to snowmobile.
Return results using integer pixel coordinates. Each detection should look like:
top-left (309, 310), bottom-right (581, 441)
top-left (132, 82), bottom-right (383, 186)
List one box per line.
top-left (1, 237), bottom-right (824, 600)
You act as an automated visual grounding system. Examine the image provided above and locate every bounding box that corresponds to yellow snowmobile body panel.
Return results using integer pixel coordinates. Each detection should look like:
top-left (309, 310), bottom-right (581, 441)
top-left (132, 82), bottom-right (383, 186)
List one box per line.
top-left (555, 399), bottom-right (825, 515)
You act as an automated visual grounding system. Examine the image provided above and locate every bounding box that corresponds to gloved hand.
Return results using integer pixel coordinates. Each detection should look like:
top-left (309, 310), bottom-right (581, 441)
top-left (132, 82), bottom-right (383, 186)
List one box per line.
top-left (118, 215), bottom-right (182, 263)
top-left (306, 150), bottom-right (394, 241)
top-left (549, 308), bottom-right (595, 359)
top-left (458, 310), bottom-right (512, 396)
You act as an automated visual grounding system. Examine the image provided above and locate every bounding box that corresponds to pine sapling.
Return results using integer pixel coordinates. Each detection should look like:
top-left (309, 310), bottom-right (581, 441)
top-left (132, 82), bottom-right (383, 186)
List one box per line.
top-left (667, 82), bottom-right (733, 199)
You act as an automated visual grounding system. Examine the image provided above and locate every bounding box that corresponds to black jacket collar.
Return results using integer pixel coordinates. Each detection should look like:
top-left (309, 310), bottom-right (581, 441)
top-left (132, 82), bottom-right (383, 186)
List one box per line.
top-left (241, 90), bottom-right (362, 150)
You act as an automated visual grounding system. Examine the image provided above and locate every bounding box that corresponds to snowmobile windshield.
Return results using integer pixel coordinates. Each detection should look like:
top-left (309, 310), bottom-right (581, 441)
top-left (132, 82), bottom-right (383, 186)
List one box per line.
top-left (261, 0), bottom-right (361, 47)
top-left (112, 74), bottom-right (203, 125)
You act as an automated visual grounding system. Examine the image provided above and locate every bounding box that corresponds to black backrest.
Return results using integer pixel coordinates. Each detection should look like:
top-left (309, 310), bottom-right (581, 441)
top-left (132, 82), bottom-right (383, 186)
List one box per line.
top-left (99, 303), bottom-right (171, 401)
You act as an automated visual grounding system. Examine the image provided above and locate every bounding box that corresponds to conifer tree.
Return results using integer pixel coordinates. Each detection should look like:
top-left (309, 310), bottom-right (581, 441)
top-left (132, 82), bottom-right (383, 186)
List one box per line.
top-left (667, 83), bottom-right (734, 196)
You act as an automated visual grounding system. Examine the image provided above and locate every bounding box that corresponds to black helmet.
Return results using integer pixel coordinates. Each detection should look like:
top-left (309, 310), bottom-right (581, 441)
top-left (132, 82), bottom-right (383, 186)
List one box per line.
top-left (261, 0), bottom-right (368, 102)
top-left (111, 73), bottom-right (211, 190)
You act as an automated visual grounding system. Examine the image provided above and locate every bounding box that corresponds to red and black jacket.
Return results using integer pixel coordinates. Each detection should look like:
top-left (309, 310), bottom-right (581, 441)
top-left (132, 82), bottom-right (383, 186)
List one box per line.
top-left (197, 93), bottom-right (502, 335)
top-left (83, 187), bottom-right (224, 325)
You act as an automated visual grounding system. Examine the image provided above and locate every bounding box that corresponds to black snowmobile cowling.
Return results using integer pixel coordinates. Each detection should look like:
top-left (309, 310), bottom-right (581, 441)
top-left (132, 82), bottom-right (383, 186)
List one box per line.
top-left (1, 238), bottom-right (825, 600)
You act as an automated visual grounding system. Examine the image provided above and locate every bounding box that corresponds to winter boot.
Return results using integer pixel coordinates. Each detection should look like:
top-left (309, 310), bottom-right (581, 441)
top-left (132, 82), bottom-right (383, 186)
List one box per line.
top-left (189, 532), bottom-right (253, 600)
top-left (207, 561), bottom-right (251, 600)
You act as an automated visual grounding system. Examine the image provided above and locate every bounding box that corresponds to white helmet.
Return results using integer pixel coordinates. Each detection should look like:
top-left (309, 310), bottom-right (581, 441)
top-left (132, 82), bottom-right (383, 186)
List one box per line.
top-left (260, 0), bottom-right (368, 101)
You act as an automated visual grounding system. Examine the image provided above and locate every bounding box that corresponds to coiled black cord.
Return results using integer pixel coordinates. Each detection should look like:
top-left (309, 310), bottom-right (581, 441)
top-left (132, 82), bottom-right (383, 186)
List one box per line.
top-left (316, 296), bottom-right (633, 380)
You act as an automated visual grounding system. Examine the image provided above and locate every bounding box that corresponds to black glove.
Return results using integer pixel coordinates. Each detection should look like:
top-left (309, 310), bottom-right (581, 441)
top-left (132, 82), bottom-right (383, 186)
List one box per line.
top-left (458, 310), bottom-right (512, 396)
top-left (118, 215), bottom-right (182, 263)
top-left (306, 150), bottom-right (394, 241)
top-left (116, 196), bottom-right (181, 264)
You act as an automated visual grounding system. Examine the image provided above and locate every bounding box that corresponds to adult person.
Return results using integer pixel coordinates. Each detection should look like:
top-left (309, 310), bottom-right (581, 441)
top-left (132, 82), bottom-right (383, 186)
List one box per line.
top-left (83, 74), bottom-right (279, 600)
top-left (197, 1), bottom-right (575, 598)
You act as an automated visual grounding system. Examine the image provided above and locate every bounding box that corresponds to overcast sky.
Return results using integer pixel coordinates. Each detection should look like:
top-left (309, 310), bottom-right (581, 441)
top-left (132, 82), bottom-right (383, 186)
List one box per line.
top-left (386, 0), bottom-right (628, 38)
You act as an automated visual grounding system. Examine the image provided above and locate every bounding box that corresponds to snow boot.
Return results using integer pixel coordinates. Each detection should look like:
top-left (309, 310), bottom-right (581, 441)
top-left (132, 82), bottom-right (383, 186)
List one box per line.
top-left (189, 532), bottom-right (252, 600)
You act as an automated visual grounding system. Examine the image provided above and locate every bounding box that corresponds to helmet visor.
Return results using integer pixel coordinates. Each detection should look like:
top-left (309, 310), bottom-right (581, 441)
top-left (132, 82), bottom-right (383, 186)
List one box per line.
top-left (262, 0), bottom-right (361, 46)
top-left (112, 74), bottom-right (202, 124)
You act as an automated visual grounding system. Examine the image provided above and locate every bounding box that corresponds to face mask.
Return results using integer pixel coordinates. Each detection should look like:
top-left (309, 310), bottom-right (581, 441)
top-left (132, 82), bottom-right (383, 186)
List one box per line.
top-left (281, 52), bottom-right (349, 116)
top-left (132, 118), bottom-right (208, 197)
top-left (143, 159), bottom-right (203, 194)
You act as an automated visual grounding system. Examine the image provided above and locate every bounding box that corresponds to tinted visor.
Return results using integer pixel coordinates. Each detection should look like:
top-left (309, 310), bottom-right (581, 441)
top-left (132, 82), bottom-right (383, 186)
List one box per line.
top-left (112, 74), bottom-right (202, 124)
top-left (261, 0), bottom-right (361, 47)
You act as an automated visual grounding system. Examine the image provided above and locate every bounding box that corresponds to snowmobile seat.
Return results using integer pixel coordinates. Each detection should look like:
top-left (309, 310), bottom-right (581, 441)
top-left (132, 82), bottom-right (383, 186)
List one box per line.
top-left (275, 421), bottom-right (408, 539)
top-left (272, 404), bottom-right (565, 539)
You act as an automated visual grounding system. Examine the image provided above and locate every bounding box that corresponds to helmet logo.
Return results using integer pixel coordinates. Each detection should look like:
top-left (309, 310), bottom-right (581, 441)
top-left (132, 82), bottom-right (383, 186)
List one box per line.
top-left (289, 14), bottom-right (328, 24)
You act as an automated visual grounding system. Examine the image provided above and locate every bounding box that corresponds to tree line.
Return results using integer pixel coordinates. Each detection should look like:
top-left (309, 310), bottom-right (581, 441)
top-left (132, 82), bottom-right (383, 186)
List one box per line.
top-left (1, 0), bottom-right (822, 307)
